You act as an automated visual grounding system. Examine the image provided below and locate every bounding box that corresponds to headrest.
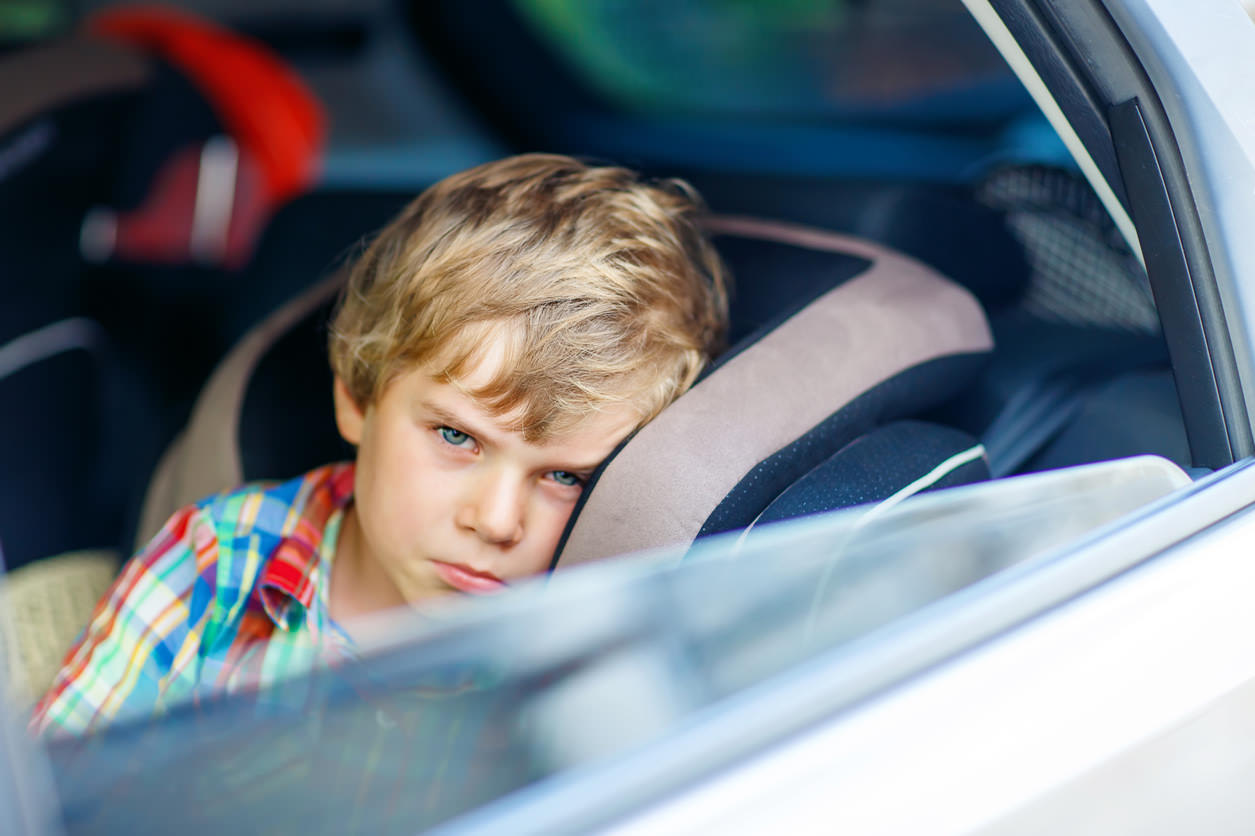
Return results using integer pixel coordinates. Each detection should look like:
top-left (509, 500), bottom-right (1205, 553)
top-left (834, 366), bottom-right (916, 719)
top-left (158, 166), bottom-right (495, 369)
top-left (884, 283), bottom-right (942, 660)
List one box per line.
top-left (553, 217), bottom-right (993, 569)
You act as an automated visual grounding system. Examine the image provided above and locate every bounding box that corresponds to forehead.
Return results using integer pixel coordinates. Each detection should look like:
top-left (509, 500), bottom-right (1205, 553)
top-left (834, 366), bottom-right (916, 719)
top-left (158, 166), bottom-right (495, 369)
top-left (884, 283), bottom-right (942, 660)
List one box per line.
top-left (444, 322), bottom-right (516, 390)
top-left (408, 340), bottom-right (641, 456)
top-left (424, 318), bottom-right (646, 441)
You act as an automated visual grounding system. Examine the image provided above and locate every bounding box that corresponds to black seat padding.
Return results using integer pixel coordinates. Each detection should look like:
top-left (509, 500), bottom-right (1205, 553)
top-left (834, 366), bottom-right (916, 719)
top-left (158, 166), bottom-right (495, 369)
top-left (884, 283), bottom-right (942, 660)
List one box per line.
top-left (754, 421), bottom-right (989, 528)
top-left (685, 175), bottom-right (1031, 313)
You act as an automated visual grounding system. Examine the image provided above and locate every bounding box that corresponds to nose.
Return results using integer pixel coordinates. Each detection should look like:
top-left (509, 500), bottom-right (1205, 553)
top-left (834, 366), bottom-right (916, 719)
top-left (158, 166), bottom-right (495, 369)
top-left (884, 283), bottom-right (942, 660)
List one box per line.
top-left (460, 467), bottom-right (525, 545)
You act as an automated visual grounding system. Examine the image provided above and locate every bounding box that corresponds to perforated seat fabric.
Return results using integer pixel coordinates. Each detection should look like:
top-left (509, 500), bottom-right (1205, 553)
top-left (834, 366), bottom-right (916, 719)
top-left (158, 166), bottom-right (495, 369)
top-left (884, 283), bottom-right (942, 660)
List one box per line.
top-left (754, 421), bottom-right (989, 529)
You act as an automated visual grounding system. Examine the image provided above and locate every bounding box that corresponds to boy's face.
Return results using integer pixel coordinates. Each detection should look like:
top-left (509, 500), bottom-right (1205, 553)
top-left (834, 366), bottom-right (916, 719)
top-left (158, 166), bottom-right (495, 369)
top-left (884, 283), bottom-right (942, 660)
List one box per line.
top-left (332, 350), bottom-right (638, 610)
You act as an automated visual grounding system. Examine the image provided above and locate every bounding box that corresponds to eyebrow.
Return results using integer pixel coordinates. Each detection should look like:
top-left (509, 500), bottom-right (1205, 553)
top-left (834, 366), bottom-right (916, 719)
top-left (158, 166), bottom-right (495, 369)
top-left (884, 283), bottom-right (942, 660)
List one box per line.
top-left (421, 400), bottom-right (498, 446)
top-left (420, 398), bottom-right (609, 474)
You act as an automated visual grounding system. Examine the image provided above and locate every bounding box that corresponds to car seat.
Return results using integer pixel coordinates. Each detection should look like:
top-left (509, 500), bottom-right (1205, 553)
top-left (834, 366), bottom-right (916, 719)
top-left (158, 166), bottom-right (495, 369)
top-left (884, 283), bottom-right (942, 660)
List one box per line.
top-left (0, 14), bottom-right (328, 705)
top-left (0, 12), bottom-right (327, 571)
top-left (0, 36), bottom-right (155, 572)
top-left (136, 215), bottom-right (995, 567)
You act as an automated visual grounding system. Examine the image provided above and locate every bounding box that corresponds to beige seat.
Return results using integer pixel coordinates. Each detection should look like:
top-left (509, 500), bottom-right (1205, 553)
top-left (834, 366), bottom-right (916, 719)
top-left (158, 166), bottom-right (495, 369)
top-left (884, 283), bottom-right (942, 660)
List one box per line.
top-left (1, 550), bottom-right (120, 709)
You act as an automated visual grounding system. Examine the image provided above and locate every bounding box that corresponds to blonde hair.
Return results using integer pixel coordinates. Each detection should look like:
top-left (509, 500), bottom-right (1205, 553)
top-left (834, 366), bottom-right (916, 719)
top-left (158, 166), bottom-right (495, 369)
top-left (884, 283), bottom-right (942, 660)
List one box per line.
top-left (329, 153), bottom-right (730, 441)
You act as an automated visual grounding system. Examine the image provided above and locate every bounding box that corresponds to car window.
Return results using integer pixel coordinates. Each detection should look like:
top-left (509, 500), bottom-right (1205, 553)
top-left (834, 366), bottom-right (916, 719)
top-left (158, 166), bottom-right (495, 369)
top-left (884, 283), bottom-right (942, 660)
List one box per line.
top-left (508, 0), bottom-right (1017, 122)
top-left (412, 0), bottom-right (1072, 181)
top-left (43, 456), bottom-right (1189, 834)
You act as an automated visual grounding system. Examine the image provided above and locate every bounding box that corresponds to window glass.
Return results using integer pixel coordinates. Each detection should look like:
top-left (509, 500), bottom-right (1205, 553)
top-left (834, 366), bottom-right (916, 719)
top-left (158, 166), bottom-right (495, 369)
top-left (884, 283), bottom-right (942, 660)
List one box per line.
top-left (510, 0), bottom-right (1022, 124)
top-left (46, 457), bottom-right (1187, 833)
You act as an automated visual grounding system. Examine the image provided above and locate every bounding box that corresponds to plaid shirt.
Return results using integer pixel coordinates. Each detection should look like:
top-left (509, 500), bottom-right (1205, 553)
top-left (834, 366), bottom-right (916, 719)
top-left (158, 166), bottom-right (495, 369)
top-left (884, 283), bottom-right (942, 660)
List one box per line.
top-left (40, 464), bottom-right (545, 829)
top-left (31, 463), bottom-right (357, 737)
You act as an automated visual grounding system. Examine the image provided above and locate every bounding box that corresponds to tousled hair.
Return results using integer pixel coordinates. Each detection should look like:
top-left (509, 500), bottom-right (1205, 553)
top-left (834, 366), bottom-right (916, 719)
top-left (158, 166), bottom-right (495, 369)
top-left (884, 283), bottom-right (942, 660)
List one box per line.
top-left (329, 153), bottom-right (730, 441)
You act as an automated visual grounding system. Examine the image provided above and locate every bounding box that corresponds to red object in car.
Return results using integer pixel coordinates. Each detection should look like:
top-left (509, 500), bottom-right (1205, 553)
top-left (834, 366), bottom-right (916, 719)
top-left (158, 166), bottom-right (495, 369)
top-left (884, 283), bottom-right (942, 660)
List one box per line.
top-left (82, 5), bottom-right (326, 268)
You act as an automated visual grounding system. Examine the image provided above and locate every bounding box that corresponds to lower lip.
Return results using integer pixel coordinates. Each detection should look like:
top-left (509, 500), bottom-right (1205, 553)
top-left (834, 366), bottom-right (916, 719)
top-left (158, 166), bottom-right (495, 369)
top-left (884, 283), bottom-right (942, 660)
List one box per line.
top-left (430, 561), bottom-right (507, 594)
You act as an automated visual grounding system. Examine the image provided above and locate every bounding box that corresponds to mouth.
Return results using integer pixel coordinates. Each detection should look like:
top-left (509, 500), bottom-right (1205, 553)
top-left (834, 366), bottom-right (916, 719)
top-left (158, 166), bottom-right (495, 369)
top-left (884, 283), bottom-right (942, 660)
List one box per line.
top-left (429, 560), bottom-right (507, 594)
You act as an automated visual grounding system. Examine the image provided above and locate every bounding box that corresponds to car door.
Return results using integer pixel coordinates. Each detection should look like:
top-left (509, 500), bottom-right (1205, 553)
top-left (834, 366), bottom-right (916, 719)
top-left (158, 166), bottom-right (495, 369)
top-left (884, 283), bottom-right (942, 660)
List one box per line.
top-left (576, 2), bottom-right (1255, 831)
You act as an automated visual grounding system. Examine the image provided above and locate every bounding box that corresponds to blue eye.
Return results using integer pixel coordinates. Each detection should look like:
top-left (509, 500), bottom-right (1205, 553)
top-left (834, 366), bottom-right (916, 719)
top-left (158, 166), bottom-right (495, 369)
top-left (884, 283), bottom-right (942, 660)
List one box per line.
top-left (439, 426), bottom-right (474, 448)
top-left (550, 470), bottom-right (583, 488)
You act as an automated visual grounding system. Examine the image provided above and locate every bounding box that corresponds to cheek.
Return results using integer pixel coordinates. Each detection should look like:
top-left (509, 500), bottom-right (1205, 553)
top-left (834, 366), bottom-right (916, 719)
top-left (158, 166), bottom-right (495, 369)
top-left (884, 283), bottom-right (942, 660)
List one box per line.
top-left (516, 500), bottom-right (579, 576)
top-left (356, 422), bottom-right (440, 540)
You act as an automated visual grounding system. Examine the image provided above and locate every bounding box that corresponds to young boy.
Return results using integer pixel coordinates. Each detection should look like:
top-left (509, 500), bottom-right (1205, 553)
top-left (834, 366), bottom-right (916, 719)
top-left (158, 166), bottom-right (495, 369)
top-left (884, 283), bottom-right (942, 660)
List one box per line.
top-left (31, 153), bottom-right (729, 736)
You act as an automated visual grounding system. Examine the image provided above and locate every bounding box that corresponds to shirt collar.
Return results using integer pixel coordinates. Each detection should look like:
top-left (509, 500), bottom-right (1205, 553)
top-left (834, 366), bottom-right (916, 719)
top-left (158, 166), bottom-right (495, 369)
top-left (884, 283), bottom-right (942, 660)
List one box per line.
top-left (257, 462), bottom-right (355, 630)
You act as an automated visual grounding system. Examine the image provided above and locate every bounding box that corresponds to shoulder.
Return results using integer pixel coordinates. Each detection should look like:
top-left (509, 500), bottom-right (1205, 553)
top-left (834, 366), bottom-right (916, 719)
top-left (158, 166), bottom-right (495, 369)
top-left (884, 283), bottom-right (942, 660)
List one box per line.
top-left (129, 502), bottom-right (216, 578)
top-left (132, 465), bottom-right (352, 581)
top-left (191, 464), bottom-right (354, 604)
top-left (194, 463), bottom-right (354, 543)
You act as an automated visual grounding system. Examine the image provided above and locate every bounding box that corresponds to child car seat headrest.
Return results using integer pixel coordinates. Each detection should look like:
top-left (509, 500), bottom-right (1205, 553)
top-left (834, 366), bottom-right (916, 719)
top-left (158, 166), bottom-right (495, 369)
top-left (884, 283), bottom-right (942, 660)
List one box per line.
top-left (137, 216), bottom-right (994, 561)
top-left (552, 216), bottom-right (993, 569)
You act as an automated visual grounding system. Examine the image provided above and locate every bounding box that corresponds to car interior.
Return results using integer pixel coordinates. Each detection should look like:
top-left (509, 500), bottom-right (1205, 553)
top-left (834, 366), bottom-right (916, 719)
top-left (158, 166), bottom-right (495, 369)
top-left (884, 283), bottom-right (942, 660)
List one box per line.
top-left (0, 0), bottom-right (1192, 717)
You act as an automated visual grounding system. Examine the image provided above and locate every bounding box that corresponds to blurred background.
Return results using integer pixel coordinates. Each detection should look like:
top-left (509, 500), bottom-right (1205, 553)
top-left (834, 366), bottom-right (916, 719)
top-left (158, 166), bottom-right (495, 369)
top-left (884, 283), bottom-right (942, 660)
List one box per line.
top-left (0, 0), bottom-right (1061, 576)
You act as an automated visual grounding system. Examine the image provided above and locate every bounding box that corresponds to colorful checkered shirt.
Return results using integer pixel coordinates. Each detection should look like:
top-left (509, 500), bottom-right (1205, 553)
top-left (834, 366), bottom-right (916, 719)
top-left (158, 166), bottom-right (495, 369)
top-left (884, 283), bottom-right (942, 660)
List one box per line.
top-left (31, 463), bottom-right (357, 736)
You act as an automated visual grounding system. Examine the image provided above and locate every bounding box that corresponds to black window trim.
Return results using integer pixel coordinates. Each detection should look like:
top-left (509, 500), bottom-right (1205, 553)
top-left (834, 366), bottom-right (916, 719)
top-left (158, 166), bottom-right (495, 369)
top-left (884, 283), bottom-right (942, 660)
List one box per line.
top-left (984, 0), bottom-right (1251, 468)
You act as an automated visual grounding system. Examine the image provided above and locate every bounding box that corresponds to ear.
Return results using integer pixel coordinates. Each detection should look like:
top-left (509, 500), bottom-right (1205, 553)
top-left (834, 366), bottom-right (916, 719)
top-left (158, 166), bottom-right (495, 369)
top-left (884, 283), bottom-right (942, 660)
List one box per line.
top-left (333, 376), bottom-right (365, 445)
